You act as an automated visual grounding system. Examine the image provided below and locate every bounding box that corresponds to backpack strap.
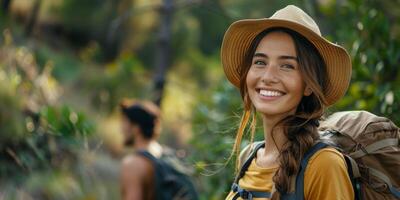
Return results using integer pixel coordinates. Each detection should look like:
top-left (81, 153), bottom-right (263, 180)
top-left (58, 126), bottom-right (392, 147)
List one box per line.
top-left (231, 183), bottom-right (272, 200)
top-left (349, 138), bottom-right (398, 158)
top-left (136, 150), bottom-right (158, 162)
top-left (343, 155), bottom-right (362, 200)
top-left (347, 137), bottom-right (400, 199)
top-left (234, 141), bottom-right (265, 183)
top-left (231, 141), bottom-right (272, 200)
top-left (283, 142), bottom-right (330, 200)
top-left (367, 167), bottom-right (400, 198)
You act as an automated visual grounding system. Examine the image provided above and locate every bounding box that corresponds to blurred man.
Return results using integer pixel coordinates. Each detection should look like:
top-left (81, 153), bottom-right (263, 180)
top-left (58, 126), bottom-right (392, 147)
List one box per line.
top-left (119, 99), bottom-right (198, 200)
top-left (119, 100), bottom-right (162, 200)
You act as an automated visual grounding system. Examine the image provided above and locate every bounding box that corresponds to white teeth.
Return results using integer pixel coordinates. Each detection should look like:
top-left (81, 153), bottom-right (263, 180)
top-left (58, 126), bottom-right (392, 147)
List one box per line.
top-left (259, 90), bottom-right (283, 97)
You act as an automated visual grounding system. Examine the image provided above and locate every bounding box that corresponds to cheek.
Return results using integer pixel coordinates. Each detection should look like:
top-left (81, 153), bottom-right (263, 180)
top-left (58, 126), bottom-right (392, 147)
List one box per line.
top-left (246, 70), bottom-right (262, 109)
top-left (287, 75), bottom-right (306, 98)
top-left (246, 69), bottom-right (257, 91)
top-left (121, 120), bottom-right (131, 134)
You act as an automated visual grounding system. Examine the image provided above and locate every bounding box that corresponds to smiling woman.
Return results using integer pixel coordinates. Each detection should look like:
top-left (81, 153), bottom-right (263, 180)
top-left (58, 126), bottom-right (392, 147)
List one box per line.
top-left (221, 5), bottom-right (354, 200)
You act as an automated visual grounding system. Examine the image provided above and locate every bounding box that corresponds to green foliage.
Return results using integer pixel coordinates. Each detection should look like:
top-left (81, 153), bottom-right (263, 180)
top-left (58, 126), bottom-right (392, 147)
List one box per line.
top-left (1, 0), bottom-right (400, 199)
top-left (0, 31), bottom-right (94, 188)
top-left (80, 53), bottom-right (152, 112)
top-left (34, 45), bottom-right (83, 83)
top-left (55, 0), bottom-right (116, 38)
top-left (189, 81), bottom-right (240, 199)
top-left (0, 70), bottom-right (26, 143)
top-left (320, 0), bottom-right (400, 124)
top-left (40, 105), bottom-right (94, 137)
top-left (0, 105), bottom-right (94, 181)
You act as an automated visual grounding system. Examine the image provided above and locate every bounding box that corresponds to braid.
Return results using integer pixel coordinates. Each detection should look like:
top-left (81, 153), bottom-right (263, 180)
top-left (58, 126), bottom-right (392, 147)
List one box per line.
top-left (271, 117), bottom-right (320, 198)
top-left (271, 94), bottom-right (326, 198)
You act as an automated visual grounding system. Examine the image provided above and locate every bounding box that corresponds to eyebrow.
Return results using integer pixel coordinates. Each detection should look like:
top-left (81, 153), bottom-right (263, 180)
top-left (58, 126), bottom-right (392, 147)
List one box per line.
top-left (253, 53), bottom-right (298, 61)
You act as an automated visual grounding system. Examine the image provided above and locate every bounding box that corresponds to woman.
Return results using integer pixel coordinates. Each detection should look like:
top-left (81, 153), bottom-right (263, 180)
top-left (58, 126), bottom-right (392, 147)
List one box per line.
top-left (222, 5), bottom-right (354, 200)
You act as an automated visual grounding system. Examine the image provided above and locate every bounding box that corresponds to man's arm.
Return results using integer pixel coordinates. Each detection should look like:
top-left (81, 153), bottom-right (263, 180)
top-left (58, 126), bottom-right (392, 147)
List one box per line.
top-left (120, 155), bottom-right (152, 200)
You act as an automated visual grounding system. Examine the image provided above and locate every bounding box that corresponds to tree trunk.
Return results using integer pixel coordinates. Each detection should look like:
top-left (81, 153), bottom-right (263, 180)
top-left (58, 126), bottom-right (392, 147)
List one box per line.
top-left (1, 0), bottom-right (12, 14)
top-left (25, 0), bottom-right (42, 36)
top-left (153, 0), bottom-right (174, 107)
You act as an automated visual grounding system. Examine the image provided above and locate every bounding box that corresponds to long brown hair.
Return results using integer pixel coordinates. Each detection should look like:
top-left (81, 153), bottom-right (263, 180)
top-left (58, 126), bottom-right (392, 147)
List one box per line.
top-left (232, 27), bottom-right (328, 199)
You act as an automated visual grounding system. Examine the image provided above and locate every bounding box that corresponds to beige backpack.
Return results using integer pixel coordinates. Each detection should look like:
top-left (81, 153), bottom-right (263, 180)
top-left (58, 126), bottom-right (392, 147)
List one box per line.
top-left (232, 110), bottom-right (400, 200)
top-left (319, 110), bottom-right (399, 199)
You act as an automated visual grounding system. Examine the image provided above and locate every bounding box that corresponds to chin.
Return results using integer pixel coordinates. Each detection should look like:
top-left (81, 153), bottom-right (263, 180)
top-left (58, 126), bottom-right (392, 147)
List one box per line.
top-left (256, 108), bottom-right (284, 116)
top-left (254, 104), bottom-right (297, 117)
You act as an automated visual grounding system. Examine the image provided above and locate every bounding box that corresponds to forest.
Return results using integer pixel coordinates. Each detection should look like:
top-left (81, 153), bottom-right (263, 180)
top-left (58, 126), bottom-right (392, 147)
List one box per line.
top-left (0, 0), bottom-right (399, 199)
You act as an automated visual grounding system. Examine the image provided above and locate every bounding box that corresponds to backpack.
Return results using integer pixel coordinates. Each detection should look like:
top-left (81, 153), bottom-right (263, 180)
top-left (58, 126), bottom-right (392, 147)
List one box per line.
top-left (230, 110), bottom-right (400, 200)
top-left (136, 148), bottom-right (199, 200)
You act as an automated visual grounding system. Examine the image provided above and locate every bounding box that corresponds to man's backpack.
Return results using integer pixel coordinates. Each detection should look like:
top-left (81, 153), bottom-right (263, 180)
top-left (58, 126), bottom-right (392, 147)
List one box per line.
top-left (231, 110), bottom-right (400, 200)
top-left (136, 148), bottom-right (199, 200)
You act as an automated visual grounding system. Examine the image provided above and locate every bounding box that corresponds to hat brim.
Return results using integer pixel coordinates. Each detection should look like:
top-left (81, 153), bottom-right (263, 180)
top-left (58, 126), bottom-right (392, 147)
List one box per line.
top-left (221, 18), bottom-right (352, 106)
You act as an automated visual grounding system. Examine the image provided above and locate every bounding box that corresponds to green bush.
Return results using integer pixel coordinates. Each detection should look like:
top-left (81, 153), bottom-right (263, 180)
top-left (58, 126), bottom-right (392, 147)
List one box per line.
top-left (0, 32), bottom-right (94, 184)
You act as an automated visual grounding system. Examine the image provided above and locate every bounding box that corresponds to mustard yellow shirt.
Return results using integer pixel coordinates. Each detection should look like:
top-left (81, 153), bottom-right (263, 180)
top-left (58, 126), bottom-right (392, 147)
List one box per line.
top-left (226, 148), bottom-right (354, 200)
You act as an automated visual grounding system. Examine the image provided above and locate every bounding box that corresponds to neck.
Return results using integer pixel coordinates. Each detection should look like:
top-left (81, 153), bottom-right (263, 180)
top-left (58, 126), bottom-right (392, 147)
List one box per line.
top-left (133, 136), bottom-right (151, 150)
top-left (133, 137), bottom-right (163, 158)
top-left (262, 114), bottom-right (288, 153)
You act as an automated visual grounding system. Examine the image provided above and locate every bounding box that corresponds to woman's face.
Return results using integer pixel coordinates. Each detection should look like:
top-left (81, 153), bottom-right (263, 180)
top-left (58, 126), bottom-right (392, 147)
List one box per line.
top-left (246, 31), bottom-right (311, 118)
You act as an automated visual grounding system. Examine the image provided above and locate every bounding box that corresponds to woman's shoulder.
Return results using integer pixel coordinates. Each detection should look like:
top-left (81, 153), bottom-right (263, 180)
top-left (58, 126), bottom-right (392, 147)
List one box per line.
top-left (304, 147), bottom-right (355, 199)
top-left (305, 147), bottom-right (348, 175)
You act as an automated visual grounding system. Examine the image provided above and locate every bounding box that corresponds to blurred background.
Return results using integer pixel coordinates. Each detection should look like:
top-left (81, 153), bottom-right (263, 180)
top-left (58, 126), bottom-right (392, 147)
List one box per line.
top-left (0, 0), bottom-right (399, 199)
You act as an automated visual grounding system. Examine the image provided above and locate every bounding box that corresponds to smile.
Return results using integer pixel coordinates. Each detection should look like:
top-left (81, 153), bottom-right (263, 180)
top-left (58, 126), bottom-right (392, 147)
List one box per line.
top-left (256, 89), bottom-right (286, 99)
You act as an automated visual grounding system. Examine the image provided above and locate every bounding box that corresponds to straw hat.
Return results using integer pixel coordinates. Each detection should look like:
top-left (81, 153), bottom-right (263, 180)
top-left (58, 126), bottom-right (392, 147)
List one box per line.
top-left (221, 5), bottom-right (352, 106)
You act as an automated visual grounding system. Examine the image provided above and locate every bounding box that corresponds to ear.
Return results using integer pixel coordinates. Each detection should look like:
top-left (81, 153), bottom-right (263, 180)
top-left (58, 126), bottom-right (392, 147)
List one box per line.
top-left (304, 86), bottom-right (313, 96)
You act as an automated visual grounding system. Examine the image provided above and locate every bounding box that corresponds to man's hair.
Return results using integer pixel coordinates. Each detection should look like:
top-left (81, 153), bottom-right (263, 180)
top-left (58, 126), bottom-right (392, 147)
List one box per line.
top-left (120, 99), bottom-right (160, 139)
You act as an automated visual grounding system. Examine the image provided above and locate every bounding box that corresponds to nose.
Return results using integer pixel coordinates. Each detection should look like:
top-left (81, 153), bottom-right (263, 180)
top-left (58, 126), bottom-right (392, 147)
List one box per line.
top-left (261, 63), bottom-right (279, 84)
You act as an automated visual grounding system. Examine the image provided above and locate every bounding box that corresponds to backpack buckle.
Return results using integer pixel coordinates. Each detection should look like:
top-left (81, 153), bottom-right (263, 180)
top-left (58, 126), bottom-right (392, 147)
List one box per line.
top-left (231, 183), bottom-right (239, 192)
top-left (231, 183), bottom-right (253, 200)
top-left (239, 190), bottom-right (253, 200)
